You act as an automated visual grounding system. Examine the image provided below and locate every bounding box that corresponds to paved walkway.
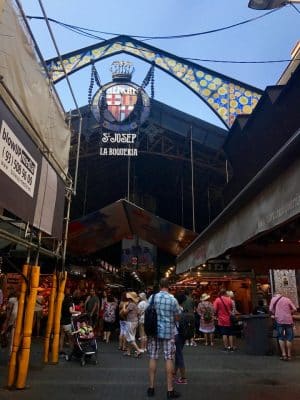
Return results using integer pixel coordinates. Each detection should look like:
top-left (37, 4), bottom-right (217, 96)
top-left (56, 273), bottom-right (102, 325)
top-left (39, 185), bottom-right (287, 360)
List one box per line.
top-left (0, 338), bottom-right (299, 399)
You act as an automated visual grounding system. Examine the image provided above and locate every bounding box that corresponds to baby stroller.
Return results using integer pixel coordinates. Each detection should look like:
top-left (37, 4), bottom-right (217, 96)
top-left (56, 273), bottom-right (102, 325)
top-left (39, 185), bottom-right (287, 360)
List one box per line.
top-left (66, 313), bottom-right (98, 366)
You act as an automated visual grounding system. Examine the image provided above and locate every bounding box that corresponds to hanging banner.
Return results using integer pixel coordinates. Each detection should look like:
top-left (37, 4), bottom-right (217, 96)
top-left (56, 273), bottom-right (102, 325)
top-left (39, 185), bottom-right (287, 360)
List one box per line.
top-left (121, 235), bottom-right (156, 268)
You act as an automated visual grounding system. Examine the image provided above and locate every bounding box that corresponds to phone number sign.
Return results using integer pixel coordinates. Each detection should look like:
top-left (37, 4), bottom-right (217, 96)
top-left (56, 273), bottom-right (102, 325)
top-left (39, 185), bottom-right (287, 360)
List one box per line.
top-left (0, 120), bottom-right (37, 197)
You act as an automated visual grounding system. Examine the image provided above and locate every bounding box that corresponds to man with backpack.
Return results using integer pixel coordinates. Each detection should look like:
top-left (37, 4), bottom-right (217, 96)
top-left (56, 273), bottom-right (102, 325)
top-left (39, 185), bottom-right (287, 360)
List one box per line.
top-left (146, 278), bottom-right (181, 399)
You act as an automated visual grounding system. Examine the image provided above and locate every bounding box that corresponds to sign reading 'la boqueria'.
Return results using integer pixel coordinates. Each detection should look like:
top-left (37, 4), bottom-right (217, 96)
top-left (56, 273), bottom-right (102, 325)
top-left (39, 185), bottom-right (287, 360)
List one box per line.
top-left (91, 62), bottom-right (150, 156)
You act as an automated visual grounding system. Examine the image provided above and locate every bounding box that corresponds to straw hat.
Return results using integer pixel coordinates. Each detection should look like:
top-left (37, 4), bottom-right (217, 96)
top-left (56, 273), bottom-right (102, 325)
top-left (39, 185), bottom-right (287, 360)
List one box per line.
top-left (200, 293), bottom-right (210, 301)
top-left (126, 291), bottom-right (139, 303)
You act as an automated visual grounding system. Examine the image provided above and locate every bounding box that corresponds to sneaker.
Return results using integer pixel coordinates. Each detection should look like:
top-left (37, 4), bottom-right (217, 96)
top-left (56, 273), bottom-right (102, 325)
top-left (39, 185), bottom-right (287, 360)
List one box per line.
top-left (221, 347), bottom-right (230, 353)
top-left (185, 341), bottom-right (190, 346)
top-left (147, 387), bottom-right (155, 397)
top-left (167, 389), bottom-right (181, 398)
top-left (175, 378), bottom-right (187, 385)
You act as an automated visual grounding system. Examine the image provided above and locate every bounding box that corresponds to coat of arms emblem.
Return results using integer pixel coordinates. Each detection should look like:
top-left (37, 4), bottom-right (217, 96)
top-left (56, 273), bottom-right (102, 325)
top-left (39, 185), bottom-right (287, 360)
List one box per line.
top-left (106, 84), bottom-right (137, 122)
top-left (91, 61), bottom-right (150, 132)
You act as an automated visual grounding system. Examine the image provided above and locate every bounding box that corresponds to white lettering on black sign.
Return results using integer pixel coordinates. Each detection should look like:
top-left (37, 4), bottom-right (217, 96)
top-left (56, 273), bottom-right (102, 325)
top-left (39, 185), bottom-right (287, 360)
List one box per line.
top-left (100, 132), bottom-right (138, 157)
top-left (106, 86), bottom-right (137, 95)
top-left (101, 133), bottom-right (137, 144)
top-left (99, 147), bottom-right (138, 156)
top-left (0, 120), bottom-right (37, 197)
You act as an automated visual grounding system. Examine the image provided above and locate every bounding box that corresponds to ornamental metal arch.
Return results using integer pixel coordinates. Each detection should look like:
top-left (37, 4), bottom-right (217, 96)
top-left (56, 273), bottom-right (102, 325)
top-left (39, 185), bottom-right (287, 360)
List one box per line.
top-left (46, 35), bottom-right (263, 128)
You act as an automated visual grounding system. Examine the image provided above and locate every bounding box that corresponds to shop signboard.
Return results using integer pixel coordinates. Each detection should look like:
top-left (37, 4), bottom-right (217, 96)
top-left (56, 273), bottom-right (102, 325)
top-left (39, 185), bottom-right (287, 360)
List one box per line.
top-left (0, 98), bottom-right (65, 238)
top-left (2, 273), bottom-right (22, 302)
top-left (0, 120), bottom-right (37, 198)
top-left (271, 269), bottom-right (299, 307)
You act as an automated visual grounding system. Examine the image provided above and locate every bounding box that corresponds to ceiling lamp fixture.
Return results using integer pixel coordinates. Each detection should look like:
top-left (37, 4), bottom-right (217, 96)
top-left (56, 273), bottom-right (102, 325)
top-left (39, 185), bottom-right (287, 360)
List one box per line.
top-left (248, 0), bottom-right (300, 9)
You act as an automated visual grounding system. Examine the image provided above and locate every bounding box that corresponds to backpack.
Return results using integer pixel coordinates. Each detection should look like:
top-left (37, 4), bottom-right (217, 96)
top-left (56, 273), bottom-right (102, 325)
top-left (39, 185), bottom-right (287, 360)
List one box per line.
top-left (203, 307), bottom-right (213, 323)
top-left (178, 312), bottom-right (195, 340)
top-left (144, 294), bottom-right (157, 337)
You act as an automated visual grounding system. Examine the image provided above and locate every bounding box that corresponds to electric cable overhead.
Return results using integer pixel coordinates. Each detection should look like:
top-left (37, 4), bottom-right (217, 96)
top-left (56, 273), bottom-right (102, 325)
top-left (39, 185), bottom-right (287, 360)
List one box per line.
top-left (26, 9), bottom-right (297, 66)
top-left (27, 8), bottom-right (281, 41)
top-left (291, 3), bottom-right (300, 14)
top-left (186, 57), bottom-right (300, 64)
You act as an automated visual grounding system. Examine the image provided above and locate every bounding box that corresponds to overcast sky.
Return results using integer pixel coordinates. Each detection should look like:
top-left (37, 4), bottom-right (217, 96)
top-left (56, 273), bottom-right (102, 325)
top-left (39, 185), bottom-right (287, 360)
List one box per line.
top-left (20, 0), bottom-right (300, 128)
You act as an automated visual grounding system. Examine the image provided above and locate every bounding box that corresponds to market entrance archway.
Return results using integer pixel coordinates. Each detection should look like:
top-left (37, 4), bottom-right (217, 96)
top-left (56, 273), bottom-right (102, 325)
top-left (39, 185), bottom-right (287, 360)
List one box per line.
top-left (46, 35), bottom-right (263, 128)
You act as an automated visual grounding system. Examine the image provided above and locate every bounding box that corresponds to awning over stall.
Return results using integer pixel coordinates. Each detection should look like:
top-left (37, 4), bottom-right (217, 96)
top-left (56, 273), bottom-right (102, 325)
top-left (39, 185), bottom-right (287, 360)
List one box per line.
top-left (68, 199), bottom-right (198, 256)
top-left (176, 128), bottom-right (300, 273)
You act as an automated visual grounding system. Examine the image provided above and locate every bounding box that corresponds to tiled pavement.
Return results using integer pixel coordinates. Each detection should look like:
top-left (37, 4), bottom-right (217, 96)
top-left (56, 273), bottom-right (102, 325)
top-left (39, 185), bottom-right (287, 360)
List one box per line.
top-left (0, 338), bottom-right (299, 400)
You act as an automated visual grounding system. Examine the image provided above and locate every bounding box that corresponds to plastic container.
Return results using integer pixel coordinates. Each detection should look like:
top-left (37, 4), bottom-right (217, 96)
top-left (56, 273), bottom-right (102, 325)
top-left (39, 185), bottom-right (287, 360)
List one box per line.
top-left (242, 314), bottom-right (272, 355)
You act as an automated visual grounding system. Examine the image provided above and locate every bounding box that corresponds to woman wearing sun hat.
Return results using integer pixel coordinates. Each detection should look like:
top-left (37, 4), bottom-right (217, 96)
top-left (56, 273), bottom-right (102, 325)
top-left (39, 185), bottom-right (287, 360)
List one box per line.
top-left (197, 293), bottom-right (215, 346)
top-left (122, 292), bottom-right (142, 357)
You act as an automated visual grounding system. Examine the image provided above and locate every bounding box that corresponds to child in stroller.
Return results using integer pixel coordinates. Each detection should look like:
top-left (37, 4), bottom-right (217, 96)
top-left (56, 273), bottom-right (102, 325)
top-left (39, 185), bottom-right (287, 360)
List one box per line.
top-left (74, 321), bottom-right (94, 339)
top-left (66, 314), bottom-right (98, 366)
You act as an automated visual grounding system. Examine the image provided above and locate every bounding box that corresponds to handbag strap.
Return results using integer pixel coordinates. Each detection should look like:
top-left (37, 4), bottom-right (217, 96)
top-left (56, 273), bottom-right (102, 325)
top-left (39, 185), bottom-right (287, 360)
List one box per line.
top-left (150, 293), bottom-right (156, 305)
top-left (219, 296), bottom-right (232, 316)
top-left (271, 295), bottom-right (283, 315)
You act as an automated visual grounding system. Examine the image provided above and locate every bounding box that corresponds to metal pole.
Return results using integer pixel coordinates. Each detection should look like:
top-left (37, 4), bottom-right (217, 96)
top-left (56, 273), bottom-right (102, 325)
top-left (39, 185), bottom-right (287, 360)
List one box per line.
top-left (37, 0), bottom-right (81, 114)
top-left (37, 0), bottom-right (82, 196)
top-left (207, 186), bottom-right (211, 224)
top-left (190, 126), bottom-right (195, 232)
top-left (35, 231), bottom-right (42, 266)
top-left (127, 146), bottom-right (131, 201)
top-left (225, 159), bottom-right (229, 183)
top-left (62, 187), bottom-right (72, 272)
top-left (269, 269), bottom-right (275, 295)
top-left (181, 174), bottom-right (184, 226)
top-left (83, 165), bottom-right (89, 216)
top-left (72, 115), bottom-right (83, 196)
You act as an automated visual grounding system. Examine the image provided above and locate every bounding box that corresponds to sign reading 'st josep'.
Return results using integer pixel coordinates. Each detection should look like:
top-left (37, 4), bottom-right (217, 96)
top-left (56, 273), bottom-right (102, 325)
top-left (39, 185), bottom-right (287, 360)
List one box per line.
top-left (0, 120), bottom-right (37, 197)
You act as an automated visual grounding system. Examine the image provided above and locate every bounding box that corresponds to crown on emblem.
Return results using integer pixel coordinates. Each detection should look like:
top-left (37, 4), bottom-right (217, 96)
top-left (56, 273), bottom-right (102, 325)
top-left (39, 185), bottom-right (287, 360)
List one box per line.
top-left (110, 61), bottom-right (135, 82)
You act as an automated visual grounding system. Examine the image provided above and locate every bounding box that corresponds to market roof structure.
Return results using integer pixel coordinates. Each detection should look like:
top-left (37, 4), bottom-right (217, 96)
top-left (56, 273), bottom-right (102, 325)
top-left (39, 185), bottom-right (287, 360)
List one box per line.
top-left (68, 199), bottom-right (198, 256)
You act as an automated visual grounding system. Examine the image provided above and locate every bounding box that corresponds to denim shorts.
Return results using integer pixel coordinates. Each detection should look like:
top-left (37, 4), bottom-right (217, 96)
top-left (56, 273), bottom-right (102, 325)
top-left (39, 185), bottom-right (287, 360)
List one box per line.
top-left (276, 324), bottom-right (294, 341)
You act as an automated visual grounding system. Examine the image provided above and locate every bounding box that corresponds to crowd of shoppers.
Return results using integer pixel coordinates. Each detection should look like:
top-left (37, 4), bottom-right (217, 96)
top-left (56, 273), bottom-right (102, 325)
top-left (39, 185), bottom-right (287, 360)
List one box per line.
top-left (0, 276), bottom-right (298, 398)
